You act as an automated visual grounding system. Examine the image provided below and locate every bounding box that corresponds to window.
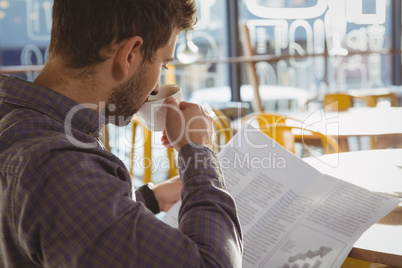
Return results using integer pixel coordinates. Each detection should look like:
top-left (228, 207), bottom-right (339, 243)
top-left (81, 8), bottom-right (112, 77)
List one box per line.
top-left (0, 0), bottom-right (400, 181)
top-left (238, 0), bottom-right (394, 106)
top-left (0, 0), bottom-right (51, 80)
top-left (163, 0), bottom-right (231, 102)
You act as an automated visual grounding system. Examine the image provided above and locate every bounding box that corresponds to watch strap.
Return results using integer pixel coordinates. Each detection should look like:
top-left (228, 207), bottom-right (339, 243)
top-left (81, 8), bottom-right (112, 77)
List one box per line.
top-left (137, 183), bottom-right (160, 214)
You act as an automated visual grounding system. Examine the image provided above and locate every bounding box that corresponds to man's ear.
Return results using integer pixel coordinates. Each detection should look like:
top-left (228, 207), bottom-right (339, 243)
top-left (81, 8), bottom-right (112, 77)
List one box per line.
top-left (116, 36), bottom-right (143, 78)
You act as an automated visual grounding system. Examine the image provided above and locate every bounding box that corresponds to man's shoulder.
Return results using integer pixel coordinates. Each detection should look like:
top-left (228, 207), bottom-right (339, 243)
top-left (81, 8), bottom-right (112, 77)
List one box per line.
top-left (0, 107), bottom-right (117, 174)
top-left (0, 104), bottom-right (60, 134)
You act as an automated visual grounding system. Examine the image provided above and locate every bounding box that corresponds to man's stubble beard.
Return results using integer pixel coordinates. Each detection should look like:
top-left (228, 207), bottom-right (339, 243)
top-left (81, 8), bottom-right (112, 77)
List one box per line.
top-left (106, 63), bottom-right (148, 126)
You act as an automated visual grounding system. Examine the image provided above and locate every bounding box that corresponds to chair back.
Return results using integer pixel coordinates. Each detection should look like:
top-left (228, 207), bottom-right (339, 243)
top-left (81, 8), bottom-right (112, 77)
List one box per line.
top-left (204, 105), bottom-right (234, 152)
top-left (129, 118), bottom-right (177, 183)
top-left (211, 108), bottom-right (233, 142)
top-left (260, 124), bottom-right (340, 155)
top-left (242, 112), bottom-right (303, 129)
top-left (323, 93), bottom-right (353, 112)
top-left (355, 92), bottom-right (398, 107)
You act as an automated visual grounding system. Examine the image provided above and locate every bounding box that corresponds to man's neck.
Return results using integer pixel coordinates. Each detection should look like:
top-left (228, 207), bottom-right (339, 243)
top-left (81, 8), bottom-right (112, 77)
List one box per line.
top-left (33, 58), bottom-right (112, 111)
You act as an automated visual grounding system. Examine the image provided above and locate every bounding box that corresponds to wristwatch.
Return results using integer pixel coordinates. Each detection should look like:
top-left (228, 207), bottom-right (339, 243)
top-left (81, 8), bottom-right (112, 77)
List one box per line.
top-left (137, 182), bottom-right (160, 214)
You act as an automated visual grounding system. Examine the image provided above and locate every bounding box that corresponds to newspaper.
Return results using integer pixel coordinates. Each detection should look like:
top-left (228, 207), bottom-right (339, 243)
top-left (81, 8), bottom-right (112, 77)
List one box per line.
top-left (163, 124), bottom-right (399, 268)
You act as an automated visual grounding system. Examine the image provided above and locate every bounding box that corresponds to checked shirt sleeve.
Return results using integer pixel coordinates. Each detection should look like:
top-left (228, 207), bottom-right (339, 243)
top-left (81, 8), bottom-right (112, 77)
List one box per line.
top-left (15, 145), bottom-right (242, 268)
top-left (177, 144), bottom-right (243, 267)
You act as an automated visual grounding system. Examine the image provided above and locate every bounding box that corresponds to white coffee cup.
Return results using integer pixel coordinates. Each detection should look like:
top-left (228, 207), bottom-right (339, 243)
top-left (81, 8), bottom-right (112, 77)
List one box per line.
top-left (136, 84), bottom-right (183, 132)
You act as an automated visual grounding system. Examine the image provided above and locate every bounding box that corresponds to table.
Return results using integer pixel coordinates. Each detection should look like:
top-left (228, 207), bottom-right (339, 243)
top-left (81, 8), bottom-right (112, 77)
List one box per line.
top-left (233, 107), bottom-right (402, 151)
top-left (293, 107), bottom-right (402, 150)
top-left (189, 85), bottom-right (310, 113)
top-left (303, 149), bottom-right (402, 267)
top-left (290, 107), bottom-right (402, 137)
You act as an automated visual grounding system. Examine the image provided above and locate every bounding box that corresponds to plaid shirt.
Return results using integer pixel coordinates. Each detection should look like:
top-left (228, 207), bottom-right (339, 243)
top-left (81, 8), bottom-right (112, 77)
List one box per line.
top-left (0, 74), bottom-right (242, 267)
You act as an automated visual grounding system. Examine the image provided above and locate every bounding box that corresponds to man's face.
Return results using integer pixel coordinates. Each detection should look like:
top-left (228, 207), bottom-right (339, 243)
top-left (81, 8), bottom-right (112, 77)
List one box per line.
top-left (106, 34), bottom-right (178, 126)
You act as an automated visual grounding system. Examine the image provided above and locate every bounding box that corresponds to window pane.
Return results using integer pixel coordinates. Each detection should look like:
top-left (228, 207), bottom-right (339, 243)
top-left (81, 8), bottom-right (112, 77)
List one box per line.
top-left (163, 0), bottom-right (231, 102)
top-left (0, 0), bottom-right (51, 80)
top-left (238, 0), bottom-right (393, 112)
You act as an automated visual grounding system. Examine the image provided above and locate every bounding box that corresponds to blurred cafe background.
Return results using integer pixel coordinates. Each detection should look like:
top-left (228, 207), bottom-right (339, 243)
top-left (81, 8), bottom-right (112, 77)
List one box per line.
top-left (1, 0), bottom-right (401, 182)
top-left (2, 1), bottom-right (402, 267)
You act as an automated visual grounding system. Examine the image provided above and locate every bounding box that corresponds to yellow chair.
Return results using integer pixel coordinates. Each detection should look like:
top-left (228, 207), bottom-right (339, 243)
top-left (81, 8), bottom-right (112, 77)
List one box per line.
top-left (242, 112), bottom-right (333, 155)
top-left (354, 92), bottom-right (398, 107)
top-left (340, 258), bottom-right (371, 268)
top-left (242, 112), bottom-right (302, 128)
top-left (323, 93), bottom-right (353, 151)
top-left (305, 92), bottom-right (353, 112)
top-left (305, 94), bottom-right (351, 151)
top-left (211, 108), bottom-right (233, 142)
top-left (260, 123), bottom-right (340, 155)
top-left (323, 93), bottom-right (354, 112)
top-left (129, 118), bottom-right (177, 183)
top-left (204, 106), bottom-right (233, 152)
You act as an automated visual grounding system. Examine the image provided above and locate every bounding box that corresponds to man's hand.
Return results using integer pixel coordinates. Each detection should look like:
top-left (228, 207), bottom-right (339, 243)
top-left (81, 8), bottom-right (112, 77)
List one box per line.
top-left (161, 97), bottom-right (213, 152)
top-left (152, 175), bottom-right (182, 212)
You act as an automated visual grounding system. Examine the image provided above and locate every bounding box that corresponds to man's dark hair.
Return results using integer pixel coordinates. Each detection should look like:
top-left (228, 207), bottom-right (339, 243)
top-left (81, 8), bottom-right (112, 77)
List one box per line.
top-left (49, 0), bottom-right (197, 69)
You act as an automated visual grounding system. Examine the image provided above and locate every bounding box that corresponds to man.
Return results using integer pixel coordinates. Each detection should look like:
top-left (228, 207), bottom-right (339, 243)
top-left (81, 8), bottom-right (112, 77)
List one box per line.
top-left (0, 0), bottom-right (242, 267)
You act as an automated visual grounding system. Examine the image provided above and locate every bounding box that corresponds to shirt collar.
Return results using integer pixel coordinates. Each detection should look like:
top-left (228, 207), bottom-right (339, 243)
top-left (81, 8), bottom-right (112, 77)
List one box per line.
top-left (0, 74), bottom-right (107, 137)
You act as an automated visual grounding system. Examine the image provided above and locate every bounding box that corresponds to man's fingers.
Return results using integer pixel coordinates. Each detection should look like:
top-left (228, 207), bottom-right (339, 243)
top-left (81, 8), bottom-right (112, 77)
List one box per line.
top-left (179, 101), bottom-right (202, 111)
top-left (164, 96), bottom-right (179, 107)
top-left (179, 101), bottom-right (206, 115)
top-left (161, 132), bottom-right (168, 142)
top-left (164, 100), bottom-right (213, 151)
top-left (161, 132), bottom-right (173, 148)
top-left (178, 101), bottom-right (191, 109)
top-left (165, 97), bottom-right (182, 119)
top-left (161, 140), bottom-right (174, 148)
